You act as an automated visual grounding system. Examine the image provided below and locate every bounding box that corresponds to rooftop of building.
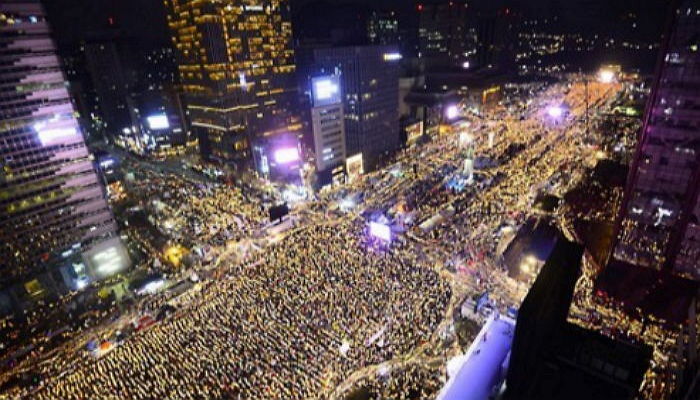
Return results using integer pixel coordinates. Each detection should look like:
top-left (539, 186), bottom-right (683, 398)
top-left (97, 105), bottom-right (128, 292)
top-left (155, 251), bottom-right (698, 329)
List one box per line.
top-left (596, 260), bottom-right (698, 326)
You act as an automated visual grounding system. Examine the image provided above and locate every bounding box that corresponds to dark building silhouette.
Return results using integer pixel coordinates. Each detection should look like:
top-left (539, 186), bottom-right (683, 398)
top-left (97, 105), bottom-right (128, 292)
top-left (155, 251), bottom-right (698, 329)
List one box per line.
top-left (505, 232), bottom-right (652, 400)
top-left (416, 0), bottom-right (472, 67)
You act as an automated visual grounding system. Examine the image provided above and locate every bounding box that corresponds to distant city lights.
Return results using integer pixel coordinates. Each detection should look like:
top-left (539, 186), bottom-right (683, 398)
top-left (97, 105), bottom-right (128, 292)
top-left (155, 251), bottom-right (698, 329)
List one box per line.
top-left (274, 147), bottom-right (300, 164)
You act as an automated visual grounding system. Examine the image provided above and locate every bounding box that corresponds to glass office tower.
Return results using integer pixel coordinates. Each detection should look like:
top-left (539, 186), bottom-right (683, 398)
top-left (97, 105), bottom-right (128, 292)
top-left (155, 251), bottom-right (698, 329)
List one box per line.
top-left (164, 0), bottom-right (299, 169)
top-left (0, 1), bottom-right (123, 306)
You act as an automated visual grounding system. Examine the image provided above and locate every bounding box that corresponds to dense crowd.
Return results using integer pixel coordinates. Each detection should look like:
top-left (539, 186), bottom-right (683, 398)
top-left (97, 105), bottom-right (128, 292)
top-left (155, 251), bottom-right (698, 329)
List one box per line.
top-left (127, 168), bottom-right (266, 247)
top-left (4, 76), bottom-right (659, 400)
top-left (24, 222), bottom-right (450, 399)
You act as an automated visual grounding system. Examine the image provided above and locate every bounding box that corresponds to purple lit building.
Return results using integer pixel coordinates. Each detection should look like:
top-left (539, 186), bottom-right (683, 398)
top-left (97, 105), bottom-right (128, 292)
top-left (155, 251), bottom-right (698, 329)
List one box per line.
top-left (611, 0), bottom-right (700, 281)
top-left (0, 1), bottom-right (127, 312)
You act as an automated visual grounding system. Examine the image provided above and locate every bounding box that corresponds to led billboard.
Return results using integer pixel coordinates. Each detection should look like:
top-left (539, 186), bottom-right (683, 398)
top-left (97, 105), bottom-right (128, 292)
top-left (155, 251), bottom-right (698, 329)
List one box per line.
top-left (82, 237), bottom-right (131, 279)
top-left (147, 114), bottom-right (170, 130)
top-left (274, 147), bottom-right (300, 164)
top-left (312, 75), bottom-right (341, 107)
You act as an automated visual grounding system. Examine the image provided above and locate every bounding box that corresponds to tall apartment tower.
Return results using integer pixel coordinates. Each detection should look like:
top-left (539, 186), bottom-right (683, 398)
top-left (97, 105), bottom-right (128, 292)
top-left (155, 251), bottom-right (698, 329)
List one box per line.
top-left (313, 45), bottom-right (400, 171)
top-left (611, 0), bottom-right (700, 280)
top-left (0, 1), bottom-right (127, 311)
top-left (164, 0), bottom-right (299, 170)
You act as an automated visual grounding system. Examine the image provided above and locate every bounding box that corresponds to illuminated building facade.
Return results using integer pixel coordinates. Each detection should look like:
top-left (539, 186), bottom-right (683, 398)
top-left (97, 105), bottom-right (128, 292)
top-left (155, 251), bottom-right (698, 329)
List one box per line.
top-left (311, 75), bottom-right (346, 185)
top-left (313, 45), bottom-right (400, 171)
top-left (0, 1), bottom-right (126, 310)
top-left (611, 0), bottom-right (700, 280)
top-left (164, 0), bottom-right (298, 169)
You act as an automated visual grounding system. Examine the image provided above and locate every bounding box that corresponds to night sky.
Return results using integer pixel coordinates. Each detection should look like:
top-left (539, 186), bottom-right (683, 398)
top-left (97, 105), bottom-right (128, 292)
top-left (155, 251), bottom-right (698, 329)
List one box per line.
top-left (44, 0), bottom-right (671, 53)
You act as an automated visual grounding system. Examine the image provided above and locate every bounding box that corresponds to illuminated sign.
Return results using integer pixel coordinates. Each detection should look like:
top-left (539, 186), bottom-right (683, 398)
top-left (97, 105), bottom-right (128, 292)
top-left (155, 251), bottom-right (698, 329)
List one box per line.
top-left (369, 222), bottom-right (391, 242)
top-left (136, 279), bottom-right (165, 295)
top-left (406, 121), bottom-right (423, 144)
top-left (147, 114), bottom-right (170, 130)
top-left (82, 237), bottom-right (131, 279)
top-left (346, 153), bottom-right (364, 183)
top-left (312, 75), bottom-right (341, 107)
top-left (274, 147), bottom-right (300, 164)
top-left (35, 122), bottom-right (79, 145)
top-left (383, 53), bottom-right (402, 61)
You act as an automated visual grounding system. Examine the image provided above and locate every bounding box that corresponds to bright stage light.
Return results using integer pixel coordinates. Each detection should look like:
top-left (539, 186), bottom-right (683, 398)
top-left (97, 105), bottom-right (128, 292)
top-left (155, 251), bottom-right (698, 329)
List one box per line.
top-left (369, 222), bottom-right (391, 242)
top-left (598, 70), bottom-right (615, 83)
top-left (445, 105), bottom-right (460, 120)
top-left (274, 147), bottom-right (300, 164)
top-left (137, 279), bottom-right (165, 295)
top-left (462, 61), bottom-right (470, 69)
top-left (547, 105), bottom-right (564, 118)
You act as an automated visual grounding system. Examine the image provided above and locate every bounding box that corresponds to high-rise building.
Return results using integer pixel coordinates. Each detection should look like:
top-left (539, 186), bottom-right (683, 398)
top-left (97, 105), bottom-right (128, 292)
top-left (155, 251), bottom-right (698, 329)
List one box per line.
top-left (310, 75), bottom-right (346, 186)
top-left (141, 47), bottom-right (179, 90)
top-left (313, 45), bottom-right (400, 171)
top-left (119, 87), bottom-right (190, 159)
top-left (469, 3), bottom-right (519, 70)
top-left (0, 1), bottom-right (128, 310)
top-left (416, 0), bottom-right (471, 67)
top-left (164, 0), bottom-right (299, 171)
top-left (83, 34), bottom-right (138, 138)
top-left (367, 10), bottom-right (400, 46)
top-left (611, 0), bottom-right (700, 281)
top-left (505, 232), bottom-right (652, 400)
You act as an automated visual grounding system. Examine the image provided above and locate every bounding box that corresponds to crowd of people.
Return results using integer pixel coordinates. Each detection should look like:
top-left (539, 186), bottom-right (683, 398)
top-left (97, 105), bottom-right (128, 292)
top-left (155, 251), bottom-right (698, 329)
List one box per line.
top-left (22, 221), bottom-right (450, 399)
top-left (127, 168), bottom-right (267, 248)
top-left (5, 75), bottom-right (669, 400)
